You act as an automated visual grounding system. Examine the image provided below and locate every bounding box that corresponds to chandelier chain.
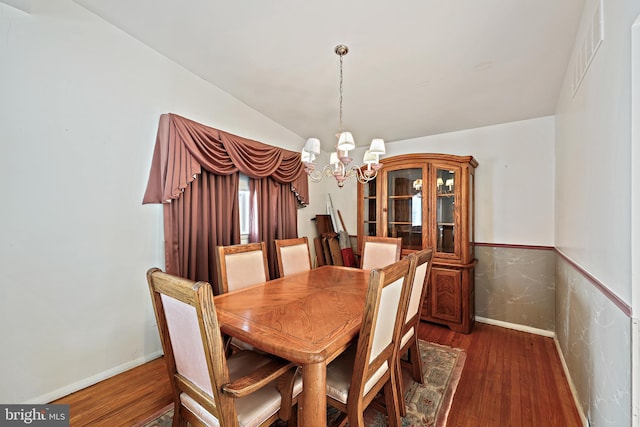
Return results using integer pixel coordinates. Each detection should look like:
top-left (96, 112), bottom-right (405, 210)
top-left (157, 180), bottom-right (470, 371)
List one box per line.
top-left (339, 53), bottom-right (344, 131)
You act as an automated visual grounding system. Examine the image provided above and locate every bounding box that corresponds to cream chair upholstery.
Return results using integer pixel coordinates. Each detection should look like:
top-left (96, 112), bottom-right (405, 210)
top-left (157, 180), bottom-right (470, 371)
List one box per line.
top-left (324, 256), bottom-right (417, 427)
top-left (274, 237), bottom-right (312, 278)
top-left (360, 236), bottom-right (402, 270)
top-left (396, 248), bottom-right (433, 416)
top-left (146, 268), bottom-right (302, 427)
top-left (217, 242), bottom-right (269, 294)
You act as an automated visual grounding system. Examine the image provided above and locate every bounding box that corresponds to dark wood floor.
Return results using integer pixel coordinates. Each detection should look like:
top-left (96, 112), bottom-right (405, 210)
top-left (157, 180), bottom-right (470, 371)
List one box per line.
top-left (52, 322), bottom-right (582, 426)
top-left (421, 322), bottom-right (581, 427)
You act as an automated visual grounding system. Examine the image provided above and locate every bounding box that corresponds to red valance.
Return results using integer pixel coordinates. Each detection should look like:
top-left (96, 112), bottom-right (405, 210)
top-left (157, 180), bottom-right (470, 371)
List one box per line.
top-left (142, 113), bottom-right (309, 205)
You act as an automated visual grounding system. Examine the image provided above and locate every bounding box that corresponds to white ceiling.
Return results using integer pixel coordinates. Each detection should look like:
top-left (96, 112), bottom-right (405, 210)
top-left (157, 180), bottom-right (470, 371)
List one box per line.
top-left (72, 0), bottom-right (585, 151)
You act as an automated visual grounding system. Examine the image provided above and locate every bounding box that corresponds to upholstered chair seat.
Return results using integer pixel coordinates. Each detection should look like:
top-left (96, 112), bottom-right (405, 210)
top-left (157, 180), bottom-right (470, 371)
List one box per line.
top-left (325, 345), bottom-right (390, 405)
top-left (180, 351), bottom-right (303, 427)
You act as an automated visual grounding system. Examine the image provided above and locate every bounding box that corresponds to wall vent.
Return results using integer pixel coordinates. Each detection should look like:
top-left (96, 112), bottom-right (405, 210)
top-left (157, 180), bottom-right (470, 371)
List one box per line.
top-left (572, 0), bottom-right (604, 97)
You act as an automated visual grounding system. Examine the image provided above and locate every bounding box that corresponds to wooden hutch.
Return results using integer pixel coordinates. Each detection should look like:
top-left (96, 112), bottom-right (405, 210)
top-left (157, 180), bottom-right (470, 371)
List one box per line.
top-left (357, 153), bottom-right (477, 333)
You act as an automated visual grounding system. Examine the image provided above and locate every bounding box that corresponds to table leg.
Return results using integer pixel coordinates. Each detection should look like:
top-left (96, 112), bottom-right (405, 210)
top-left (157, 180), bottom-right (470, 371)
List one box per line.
top-left (298, 361), bottom-right (326, 427)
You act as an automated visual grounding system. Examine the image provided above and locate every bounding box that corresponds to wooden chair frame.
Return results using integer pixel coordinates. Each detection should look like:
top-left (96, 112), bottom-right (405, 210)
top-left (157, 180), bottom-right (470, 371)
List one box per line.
top-left (146, 268), bottom-right (298, 427)
top-left (396, 248), bottom-right (433, 416)
top-left (326, 256), bottom-right (417, 427)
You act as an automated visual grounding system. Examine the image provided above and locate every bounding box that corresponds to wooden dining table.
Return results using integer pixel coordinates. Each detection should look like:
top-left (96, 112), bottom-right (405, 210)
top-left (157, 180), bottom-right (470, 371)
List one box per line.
top-left (214, 265), bottom-right (370, 427)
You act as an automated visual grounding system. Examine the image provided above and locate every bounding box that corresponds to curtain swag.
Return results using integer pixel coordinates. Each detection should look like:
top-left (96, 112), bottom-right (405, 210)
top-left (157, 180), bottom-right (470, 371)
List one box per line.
top-left (142, 113), bottom-right (309, 206)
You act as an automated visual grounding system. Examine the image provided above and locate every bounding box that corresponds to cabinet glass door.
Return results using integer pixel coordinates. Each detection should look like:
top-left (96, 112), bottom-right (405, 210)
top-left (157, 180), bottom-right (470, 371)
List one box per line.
top-left (363, 178), bottom-right (377, 237)
top-left (436, 168), bottom-right (457, 254)
top-left (387, 168), bottom-right (422, 250)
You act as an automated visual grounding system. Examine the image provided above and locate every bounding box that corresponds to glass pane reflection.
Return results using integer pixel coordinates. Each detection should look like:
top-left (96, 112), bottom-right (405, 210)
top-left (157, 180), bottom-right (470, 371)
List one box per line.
top-left (387, 168), bottom-right (422, 250)
top-left (436, 168), bottom-right (456, 253)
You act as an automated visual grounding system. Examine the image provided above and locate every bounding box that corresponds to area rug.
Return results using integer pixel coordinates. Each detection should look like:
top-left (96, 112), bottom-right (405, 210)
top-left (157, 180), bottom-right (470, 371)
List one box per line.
top-left (134, 340), bottom-right (466, 427)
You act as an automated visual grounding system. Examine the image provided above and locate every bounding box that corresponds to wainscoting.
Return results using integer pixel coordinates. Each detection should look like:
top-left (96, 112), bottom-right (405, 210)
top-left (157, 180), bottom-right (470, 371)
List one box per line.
top-left (475, 244), bottom-right (556, 332)
top-left (473, 243), bottom-right (632, 426)
top-left (555, 252), bottom-right (631, 427)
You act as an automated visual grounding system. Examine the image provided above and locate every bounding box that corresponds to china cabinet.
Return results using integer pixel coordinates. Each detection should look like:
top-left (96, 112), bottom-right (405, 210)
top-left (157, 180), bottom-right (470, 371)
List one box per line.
top-left (357, 153), bottom-right (477, 333)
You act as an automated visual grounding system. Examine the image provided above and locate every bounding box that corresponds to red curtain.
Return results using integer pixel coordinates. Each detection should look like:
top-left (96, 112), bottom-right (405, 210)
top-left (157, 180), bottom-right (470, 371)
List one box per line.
top-left (249, 177), bottom-right (299, 279)
top-left (162, 171), bottom-right (240, 290)
top-left (143, 113), bottom-right (308, 288)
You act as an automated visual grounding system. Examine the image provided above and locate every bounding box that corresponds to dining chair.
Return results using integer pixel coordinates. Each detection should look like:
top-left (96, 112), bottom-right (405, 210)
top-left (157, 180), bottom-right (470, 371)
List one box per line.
top-left (216, 242), bottom-right (270, 294)
top-left (217, 242), bottom-right (270, 352)
top-left (360, 236), bottom-right (402, 270)
top-left (146, 268), bottom-right (302, 427)
top-left (396, 248), bottom-right (433, 416)
top-left (274, 237), bottom-right (312, 278)
top-left (324, 255), bottom-right (417, 427)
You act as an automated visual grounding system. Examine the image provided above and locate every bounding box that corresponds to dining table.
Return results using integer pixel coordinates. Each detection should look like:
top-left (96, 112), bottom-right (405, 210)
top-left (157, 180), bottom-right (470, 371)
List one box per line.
top-left (213, 265), bottom-right (370, 427)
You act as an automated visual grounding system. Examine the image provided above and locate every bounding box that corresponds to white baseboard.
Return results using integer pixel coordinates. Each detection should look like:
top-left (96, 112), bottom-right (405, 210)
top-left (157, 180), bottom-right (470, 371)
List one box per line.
top-left (474, 316), bottom-right (588, 426)
top-left (475, 316), bottom-right (555, 338)
top-left (553, 338), bottom-right (589, 427)
top-left (27, 350), bottom-right (164, 404)
top-left (632, 318), bottom-right (639, 427)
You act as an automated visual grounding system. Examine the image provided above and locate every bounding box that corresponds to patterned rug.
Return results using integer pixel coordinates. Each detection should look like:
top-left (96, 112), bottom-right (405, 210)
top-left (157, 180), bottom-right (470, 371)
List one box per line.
top-left (134, 340), bottom-right (466, 427)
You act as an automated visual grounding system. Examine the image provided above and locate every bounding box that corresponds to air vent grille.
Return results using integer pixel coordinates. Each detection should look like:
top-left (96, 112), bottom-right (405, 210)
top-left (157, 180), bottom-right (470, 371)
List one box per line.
top-left (571, 0), bottom-right (604, 97)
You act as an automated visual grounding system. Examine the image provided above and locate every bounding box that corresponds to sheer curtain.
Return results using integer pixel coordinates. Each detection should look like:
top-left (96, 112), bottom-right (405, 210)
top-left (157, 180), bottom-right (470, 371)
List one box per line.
top-left (143, 113), bottom-right (308, 290)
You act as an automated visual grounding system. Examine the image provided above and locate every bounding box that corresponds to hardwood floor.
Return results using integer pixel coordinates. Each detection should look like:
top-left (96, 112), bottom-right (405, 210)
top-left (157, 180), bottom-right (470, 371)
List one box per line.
top-left (420, 322), bottom-right (581, 427)
top-left (52, 322), bottom-right (582, 426)
top-left (52, 358), bottom-right (173, 426)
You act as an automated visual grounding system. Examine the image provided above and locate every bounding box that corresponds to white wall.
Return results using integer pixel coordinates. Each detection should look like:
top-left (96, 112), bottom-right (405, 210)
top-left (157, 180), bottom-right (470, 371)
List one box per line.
top-left (555, 0), bottom-right (638, 305)
top-left (331, 117), bottom-right (556, 247)
top-left (554, 0), bottom-right (639, 425)
top-left (0, 0), bottom-right (309, 403)
top-left (632, 12), bottom-right (640, 427)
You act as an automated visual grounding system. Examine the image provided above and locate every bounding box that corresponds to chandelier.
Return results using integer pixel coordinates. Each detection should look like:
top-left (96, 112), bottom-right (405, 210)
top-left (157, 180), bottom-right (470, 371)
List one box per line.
top-left (301, 44), bottom-right (385, 188)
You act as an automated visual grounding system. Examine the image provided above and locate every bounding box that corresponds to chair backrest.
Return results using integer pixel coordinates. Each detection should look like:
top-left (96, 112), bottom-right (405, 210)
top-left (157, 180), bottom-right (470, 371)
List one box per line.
top-left (404, 248), bottom-right (433, 330)
top-left (274, 237), bottom-right (312, 277)
top-left (348, 256), bottom-right (416, 406)
top-left (146, 268), bottom-right (236, 424)
top-left (360, 236), bottom-right (402, 270)
top-left (217, 242), bottom-right (269, 294)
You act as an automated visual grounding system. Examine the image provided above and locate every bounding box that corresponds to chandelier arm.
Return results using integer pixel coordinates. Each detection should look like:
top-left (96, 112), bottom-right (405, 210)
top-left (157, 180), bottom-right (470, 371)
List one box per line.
top-left (306, 165), bottom-right (337, 182)
top-left (306, 163), bottom-right (378, 186)
top-left (345, 165), bottom-right (379, 184)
